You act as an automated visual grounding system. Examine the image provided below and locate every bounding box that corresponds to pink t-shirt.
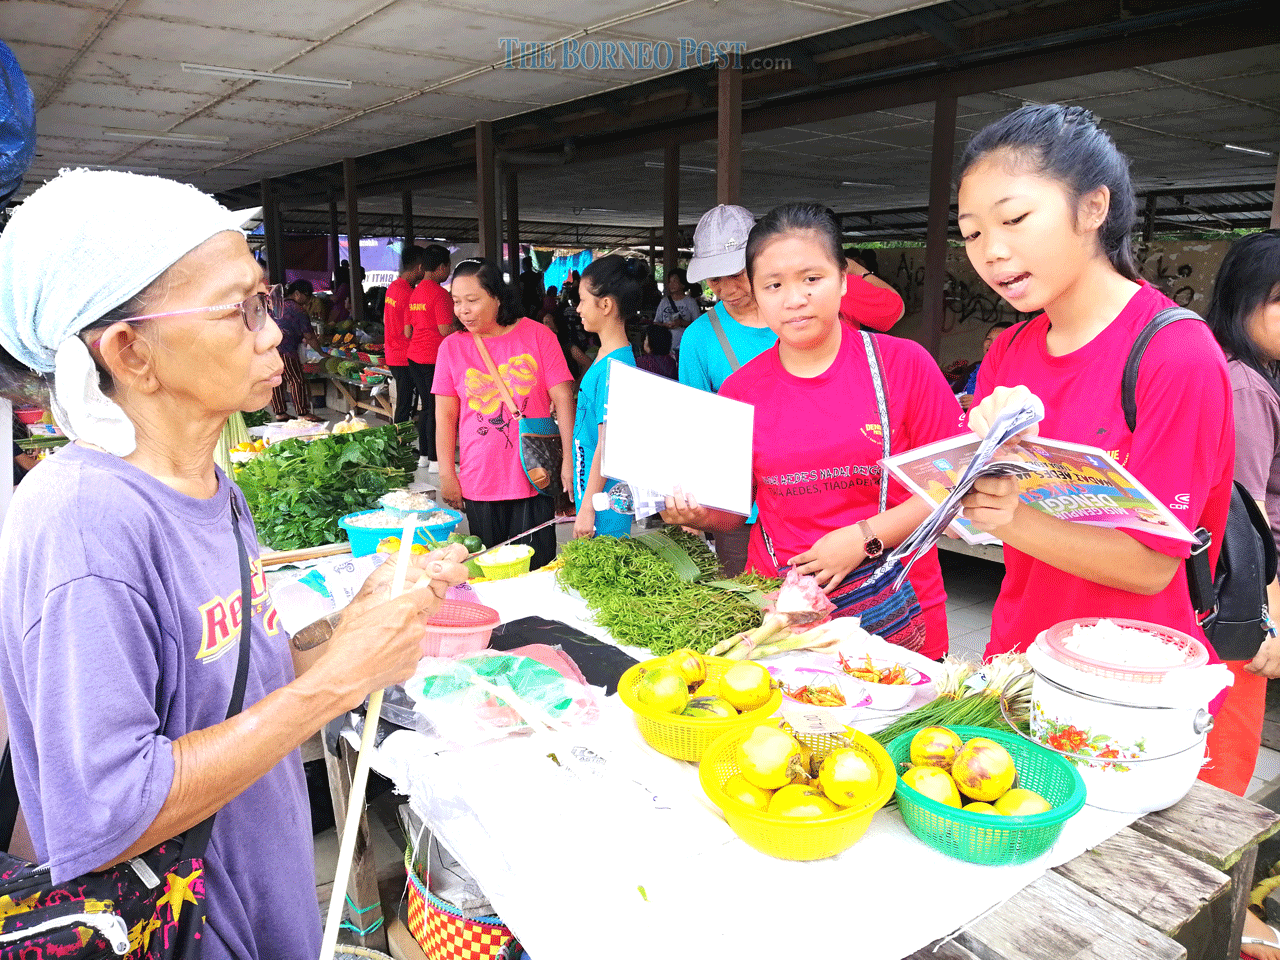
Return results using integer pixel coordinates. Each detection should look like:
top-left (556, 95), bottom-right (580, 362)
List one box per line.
top-left (839, 274), bottom-right (903, 332)
top-left (407, 278), bottom-right (452, 364)
top-left (382, 276), bottom-right (412, 366)
top-left (975, 281), bottom-right (1235, 656)
top-left (432, 318), bottom-right (573, 501)
top-left (719, 327), bottom-right (967, 659)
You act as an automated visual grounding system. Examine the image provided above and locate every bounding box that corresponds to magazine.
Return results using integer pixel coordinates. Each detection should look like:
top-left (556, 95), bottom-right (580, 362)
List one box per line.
top-left (882, 398), bottom-right (1196, 588)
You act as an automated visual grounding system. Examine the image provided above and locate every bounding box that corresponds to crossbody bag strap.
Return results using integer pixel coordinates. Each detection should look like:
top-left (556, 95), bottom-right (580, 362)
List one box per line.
top-left (707, 306), bottom-right (741, 372)
top-left (471, 332), bottom-right (522, 420)
top-left (860, 331), bottom-right (892, 513)
top-left (760, 332), bottom-right (893, 574)
top-left (181, 495), bottom-right (255, 860)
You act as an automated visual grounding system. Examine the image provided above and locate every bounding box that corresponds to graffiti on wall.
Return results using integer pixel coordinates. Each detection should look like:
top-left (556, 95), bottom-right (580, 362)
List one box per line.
top-left (877, 239), bottom-right (1229, 364)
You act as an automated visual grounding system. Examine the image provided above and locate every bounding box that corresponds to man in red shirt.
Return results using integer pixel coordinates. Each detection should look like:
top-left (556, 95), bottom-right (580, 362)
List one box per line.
top-left (383, 246), bottom-right (426, 424)
top-left (406, 245), bottom-right (455, 470)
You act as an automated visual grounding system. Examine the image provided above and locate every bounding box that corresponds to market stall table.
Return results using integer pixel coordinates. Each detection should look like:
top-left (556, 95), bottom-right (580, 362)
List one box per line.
top-left (326, 372), bottom-right (393, 420)
top-left (301, 571), bottom-right (1279, 960)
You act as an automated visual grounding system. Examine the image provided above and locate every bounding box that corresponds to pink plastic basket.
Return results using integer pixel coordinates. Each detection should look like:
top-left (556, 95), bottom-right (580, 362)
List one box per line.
top-left (1042, 616), bottom-right (1207, 683)
top-left (421, 599), bottom-right (500, 658)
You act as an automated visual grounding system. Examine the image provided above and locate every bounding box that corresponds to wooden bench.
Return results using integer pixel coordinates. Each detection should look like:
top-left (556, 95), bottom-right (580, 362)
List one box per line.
top-left (911, 781), bottom-right (1280, 960)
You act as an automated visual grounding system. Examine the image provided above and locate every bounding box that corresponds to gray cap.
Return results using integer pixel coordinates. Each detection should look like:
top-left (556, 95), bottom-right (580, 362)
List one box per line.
top-left (685, 204), bottom-right (755, 283)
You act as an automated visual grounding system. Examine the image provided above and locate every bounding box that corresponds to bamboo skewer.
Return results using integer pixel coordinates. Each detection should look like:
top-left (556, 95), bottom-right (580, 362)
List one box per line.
top-left (318, 516), bottom-right (416, 960)
top-left (259, 542), bottom-right (353, 568)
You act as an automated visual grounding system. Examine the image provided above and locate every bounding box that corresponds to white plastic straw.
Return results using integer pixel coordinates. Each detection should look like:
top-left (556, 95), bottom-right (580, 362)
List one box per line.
top-left (318, 516), bottom-right (417, 959)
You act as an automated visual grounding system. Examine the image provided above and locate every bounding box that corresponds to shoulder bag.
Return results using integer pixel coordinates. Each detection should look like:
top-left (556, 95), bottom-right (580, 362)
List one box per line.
top-left (759, 331), bottom-right (927, 652)
top-left (0, 497), bottom-right (255, 958)
top-left (471, 331), bottom-right (567, 504)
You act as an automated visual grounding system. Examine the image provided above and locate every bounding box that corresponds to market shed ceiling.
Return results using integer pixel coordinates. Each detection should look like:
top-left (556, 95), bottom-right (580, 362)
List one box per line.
top-left (7, 0), bottom-right (942, 197)
top-left (4, 0), bottom-right (1279, 243)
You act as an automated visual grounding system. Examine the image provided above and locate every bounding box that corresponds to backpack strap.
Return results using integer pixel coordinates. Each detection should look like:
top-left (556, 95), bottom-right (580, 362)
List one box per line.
top-left (1121, 307), bottom-right (1202, 432)
top-left (707, 305), bottom-right (741, 373)
top-left (1117, 306), bottom-right (1219, 617)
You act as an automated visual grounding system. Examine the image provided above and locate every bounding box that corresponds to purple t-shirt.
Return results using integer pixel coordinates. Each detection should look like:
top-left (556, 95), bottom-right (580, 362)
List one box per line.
top-left (0, 445), bottom-right (320, 960)
top-left (1230, 358), bottom-right (1280, 552)
top-left (276, 299), bottom-right (312, 354)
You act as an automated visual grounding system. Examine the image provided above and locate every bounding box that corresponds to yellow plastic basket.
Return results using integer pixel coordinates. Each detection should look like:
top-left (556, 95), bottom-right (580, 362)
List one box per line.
top-left (475, 545), bottom-right (534, 580)
top-left (616, 656), bottom-right (783, 762)
top-left (699, 721), bottom-right (897, 860)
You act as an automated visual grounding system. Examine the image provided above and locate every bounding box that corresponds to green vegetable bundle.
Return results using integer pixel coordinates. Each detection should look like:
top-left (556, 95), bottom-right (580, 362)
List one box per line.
top-left (236, 421), bottom-right (416, 549)
top-left (556, 530), bottom-right (777, 655)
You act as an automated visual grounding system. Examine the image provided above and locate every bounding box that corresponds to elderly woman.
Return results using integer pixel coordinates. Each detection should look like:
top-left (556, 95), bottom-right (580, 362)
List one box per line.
top-left (0, 171), bottom-right (468, 959)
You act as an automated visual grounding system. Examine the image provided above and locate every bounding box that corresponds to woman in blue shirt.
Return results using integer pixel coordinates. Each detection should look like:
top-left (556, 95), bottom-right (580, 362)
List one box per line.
top-left (572, 255), bottom-right (643, 538)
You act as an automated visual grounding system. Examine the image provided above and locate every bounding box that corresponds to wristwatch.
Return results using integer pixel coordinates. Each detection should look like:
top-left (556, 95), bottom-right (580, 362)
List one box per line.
top-left (858, 520), bottom-right (884, 559)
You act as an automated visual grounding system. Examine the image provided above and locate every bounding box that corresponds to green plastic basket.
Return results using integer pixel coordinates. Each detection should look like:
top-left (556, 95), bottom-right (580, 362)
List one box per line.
top-left (886, 724), bottom-right (1086, 866)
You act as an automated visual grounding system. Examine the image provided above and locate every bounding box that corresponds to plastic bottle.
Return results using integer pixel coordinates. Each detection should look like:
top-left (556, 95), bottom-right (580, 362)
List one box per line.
top-left (592, 483), bottom-right (662, 520)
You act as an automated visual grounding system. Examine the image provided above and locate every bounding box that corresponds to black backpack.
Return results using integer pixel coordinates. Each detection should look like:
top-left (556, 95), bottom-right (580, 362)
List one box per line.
top-left (1121, 307), bottom-right (1278, 660)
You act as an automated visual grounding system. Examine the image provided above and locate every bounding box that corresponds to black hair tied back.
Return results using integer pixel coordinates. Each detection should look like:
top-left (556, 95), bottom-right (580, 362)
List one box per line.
top-left (581, 254), bottom-right (645, 318)
top-left (958, 103), bottom-right (1139, 281)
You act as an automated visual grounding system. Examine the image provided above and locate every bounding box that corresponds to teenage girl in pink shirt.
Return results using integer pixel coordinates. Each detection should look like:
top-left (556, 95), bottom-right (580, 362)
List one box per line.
top-left (954, 105), bottom-right (1246, 795)
top-left (662, 203), bottom-right (964, 659)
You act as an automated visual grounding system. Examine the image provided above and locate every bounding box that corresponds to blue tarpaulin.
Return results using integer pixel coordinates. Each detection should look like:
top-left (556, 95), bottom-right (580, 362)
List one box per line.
top-left (542, 250), bottom-right (594, 294)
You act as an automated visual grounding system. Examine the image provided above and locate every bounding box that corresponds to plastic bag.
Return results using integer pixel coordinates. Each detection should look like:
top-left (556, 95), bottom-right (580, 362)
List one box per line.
top-left (404, 651), bottom-right (602, 747)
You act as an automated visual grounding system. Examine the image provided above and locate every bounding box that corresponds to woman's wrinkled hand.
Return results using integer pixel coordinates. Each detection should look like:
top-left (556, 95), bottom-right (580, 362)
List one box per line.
top-left (1246, 631), bottom-right (1280, 678)
top-left (967, 384), bottom-right (1040, 441)
top-left (790, 526), bottom-right (866, 593)
top-left (960, 475), bottom-right (1021, 534)
top-left (325, 545), bottom-right (470, 708)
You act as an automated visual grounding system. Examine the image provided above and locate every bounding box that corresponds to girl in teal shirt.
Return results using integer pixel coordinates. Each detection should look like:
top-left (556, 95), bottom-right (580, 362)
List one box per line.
top-left (573, 255), bottom-right (643, 538)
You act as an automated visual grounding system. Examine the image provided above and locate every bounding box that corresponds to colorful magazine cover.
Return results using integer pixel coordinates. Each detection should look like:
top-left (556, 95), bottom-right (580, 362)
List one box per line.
top-left (882, 433), bottom-right (1197, 546)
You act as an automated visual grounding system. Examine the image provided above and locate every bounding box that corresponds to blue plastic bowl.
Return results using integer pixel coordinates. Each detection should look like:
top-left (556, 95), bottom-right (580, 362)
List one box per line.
top-left (338, 508), bottom-right (465, 557)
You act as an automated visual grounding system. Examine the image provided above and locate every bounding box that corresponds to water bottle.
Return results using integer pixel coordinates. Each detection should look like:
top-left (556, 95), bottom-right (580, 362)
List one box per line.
top-left (592, 483), bottom-right (662, 520)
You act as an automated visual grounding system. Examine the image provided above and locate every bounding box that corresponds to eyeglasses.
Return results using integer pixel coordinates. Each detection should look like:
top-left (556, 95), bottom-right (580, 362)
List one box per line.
top-left (92, 285), bottom-right (285, 350)
top-left (123, 284), bottom-right (285, 332)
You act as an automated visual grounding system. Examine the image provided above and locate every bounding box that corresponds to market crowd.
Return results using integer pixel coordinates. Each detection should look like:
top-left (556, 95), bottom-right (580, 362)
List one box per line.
top-left (2, 84), bottom-right (1280, 960)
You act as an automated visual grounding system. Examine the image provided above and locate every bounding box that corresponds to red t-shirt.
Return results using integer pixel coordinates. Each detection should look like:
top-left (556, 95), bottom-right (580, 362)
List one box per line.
top-left (719, 327), bottom-right (967, 659)
top-left (975, 281), bottom-right (1235, 656)
top-left (382, 276), bottom-right (412, 366)
top-left (839, 274), bottom-right (903, 332)
top-left (407, 278), bottom-right (453, 364)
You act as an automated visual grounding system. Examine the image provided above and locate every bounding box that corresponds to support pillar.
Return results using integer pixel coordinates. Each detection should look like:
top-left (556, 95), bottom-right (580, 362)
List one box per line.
top-left (649, 227), bottom-right (657, 273)
top-left (475, 121), bottom-right (498, 261)
top-left (716, 65), bottom-right (742, 206)
top-left (663, 143), bottom-right (680, 278)
top-left (260, 178), bottom-right (283, 286)
top-left (328, 194), bottom-right (340, 289)
top-left (1143, 194), bottom-right (1157, 244)
top-left (505, 169), bottom-right (520, 281)
top-left (342, 157), bottom-right (364, 327)
top-left (1271, 153), bottom-right (1280, 228)
top-left (921, 88), bottom-right (957, 359)
top-left (402, 190), bottom-right (414, 249)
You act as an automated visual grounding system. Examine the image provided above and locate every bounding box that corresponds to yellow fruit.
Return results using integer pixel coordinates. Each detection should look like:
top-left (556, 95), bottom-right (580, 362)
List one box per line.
top-left (635, 666), bottom-right (689, 715)
top-left (666, 649), bottom-right (706, 687)
top-left (952, 738), bottom-right (1016, 802)
top-left (720, 661), bottom-right (773, 712)
top-left (377, 536), bottom-right (401, 554)
top-left (910, 726), bottom-right (964, 770)
top-left (818, 748), bottom-right (880, 807)
top-left (680, 696), bottom-right (737, 719)
top-left (962, 801), bottom-right (1000, 814)
top-left (993, 789), bottom-right (1052, 817)
top-left (736, 725), bottom-right (804, 790)
top-left (722, 774), bottom-right (773, 811)
top-left (901, 766), bottom-right (962, 808)
top-left (767, 783), bottom-right (838, 819)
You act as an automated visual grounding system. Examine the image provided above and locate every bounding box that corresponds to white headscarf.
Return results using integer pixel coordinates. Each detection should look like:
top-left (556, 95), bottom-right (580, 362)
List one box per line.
top-left (0, 169), bottom-right (257, 455)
